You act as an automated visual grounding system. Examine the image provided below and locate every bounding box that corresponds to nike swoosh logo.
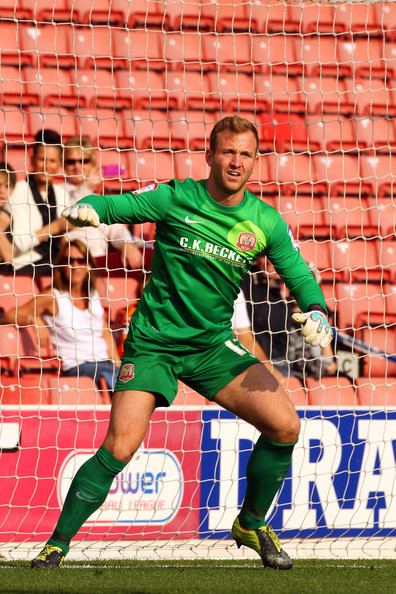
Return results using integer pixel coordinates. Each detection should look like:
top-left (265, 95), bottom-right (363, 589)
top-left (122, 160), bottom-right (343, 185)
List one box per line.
top-left (76, 490), bottom-right (99, 503)
top-left (185, 215), bottom-right (202, 224)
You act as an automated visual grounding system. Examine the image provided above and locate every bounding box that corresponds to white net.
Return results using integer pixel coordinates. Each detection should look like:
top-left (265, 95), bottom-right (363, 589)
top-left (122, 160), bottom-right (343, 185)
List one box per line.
top-left (0, 0), bottom-right (396, 561)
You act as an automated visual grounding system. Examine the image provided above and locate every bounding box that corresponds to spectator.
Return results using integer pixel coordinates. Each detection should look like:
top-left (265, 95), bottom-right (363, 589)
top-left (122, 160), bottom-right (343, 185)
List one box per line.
top-left (64, 136), bottom-right (142, 271)
top-left (7, 129), bottom-right (69, 276)
top-left (0, 239), bottom-right (120, 390)
top-left (0, 162), bottom-right (16, 268)
top-left (242, 255), bottom-right (336, 381)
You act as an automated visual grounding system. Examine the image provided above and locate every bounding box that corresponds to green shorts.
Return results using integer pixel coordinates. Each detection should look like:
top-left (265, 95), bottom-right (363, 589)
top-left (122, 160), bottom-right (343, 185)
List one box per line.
top-left (114, 334), bottom-right (260, 405)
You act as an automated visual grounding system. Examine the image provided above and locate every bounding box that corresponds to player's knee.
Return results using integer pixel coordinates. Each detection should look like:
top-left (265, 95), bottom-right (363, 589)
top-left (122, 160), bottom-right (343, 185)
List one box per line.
top-left (103, 438), bottom-right (137, 465)
top-left (271, 414), bottom-right (300, 445)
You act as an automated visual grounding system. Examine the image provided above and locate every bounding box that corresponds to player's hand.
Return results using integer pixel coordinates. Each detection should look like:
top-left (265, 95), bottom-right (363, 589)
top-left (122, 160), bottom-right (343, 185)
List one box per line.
top-left (62, 204), bottom-right (100, 228)
top-left (292, 311), bottom-right (333, 348)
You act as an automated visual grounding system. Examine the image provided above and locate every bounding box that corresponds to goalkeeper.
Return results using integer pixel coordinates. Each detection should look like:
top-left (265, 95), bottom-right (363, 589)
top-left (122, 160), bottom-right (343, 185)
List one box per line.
top-left (32, 116), bottom-right (332, 570)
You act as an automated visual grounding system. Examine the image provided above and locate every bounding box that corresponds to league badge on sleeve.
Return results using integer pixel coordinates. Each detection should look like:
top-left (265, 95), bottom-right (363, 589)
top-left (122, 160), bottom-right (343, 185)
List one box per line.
top-left (133, 183), bottom-right (159, 195)
top-left (288, 227), bottom-right (299, 251)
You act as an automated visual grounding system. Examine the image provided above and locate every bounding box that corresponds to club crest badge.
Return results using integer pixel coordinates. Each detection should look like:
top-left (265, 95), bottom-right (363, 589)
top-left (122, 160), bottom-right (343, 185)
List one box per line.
top-left (118, 363), bottom-right (135, 383)
top-left (236, 232), bottom-right (257, 252)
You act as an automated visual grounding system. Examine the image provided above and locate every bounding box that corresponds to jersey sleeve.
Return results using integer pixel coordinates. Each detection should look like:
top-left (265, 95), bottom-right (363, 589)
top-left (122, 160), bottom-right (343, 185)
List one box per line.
top-left (76, 182), bottom-right (174, 225)
top-left (265, 214), bottom-right (328, 314)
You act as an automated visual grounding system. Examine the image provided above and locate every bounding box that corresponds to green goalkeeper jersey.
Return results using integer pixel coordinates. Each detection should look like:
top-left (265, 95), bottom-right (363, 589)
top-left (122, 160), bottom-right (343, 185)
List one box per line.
top-left (79, 179), bottom-right (327, 349)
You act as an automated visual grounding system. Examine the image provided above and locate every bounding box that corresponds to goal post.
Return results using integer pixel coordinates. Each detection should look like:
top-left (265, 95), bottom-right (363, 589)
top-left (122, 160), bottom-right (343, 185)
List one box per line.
top-left (1, 0), bottom-right (396, 561)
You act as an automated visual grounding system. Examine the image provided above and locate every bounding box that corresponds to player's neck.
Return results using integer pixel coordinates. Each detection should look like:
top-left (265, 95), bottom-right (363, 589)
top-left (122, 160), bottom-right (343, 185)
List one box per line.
top-left (205, 179), bottom-right (245, 206)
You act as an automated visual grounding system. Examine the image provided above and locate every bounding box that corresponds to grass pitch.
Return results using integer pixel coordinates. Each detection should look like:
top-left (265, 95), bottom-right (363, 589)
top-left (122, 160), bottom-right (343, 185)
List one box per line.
top-left (1, 559), bottom-right (395, 594)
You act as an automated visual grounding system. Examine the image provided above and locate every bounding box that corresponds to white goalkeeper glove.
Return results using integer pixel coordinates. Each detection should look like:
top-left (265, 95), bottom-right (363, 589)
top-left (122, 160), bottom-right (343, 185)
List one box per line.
top-left (292, 310), bottom-right (333, 348)
top-left (62, 204), bottom-right (100, 228)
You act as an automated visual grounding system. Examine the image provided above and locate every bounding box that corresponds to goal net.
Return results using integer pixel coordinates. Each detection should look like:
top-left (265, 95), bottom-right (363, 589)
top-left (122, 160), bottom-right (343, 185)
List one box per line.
top-left (0, 0), bottom-right (396, 561)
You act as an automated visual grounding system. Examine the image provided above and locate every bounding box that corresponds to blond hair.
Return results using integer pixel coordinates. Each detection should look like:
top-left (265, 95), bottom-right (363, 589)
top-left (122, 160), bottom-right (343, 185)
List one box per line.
top-left (209, 116), bottom-right (259, 153)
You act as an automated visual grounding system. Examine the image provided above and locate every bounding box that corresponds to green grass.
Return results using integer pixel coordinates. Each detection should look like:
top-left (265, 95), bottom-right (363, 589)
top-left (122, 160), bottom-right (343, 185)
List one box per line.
top-left (1, 559), bottom-right (395, 594)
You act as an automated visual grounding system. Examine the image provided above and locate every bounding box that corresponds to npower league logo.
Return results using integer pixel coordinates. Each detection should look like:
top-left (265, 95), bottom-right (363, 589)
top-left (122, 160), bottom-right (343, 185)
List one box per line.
top-left (58, 448), bottom-right (183, 525)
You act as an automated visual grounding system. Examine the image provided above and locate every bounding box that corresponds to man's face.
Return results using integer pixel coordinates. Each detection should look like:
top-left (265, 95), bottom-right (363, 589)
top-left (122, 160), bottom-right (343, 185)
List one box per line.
top-left (31, 145), bottom-right (61, 184)
top-left (64, 148), bottom-right (93, 187)
top-left (206, 130), bottom-right (258, 196)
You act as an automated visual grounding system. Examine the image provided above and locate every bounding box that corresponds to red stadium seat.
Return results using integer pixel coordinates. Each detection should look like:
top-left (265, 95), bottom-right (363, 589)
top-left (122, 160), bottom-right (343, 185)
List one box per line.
top-left (0, 22), bottom-right (27, 67)
top-left (255, 74), bottom-right (304, 114)
top-left (298, 239), bottom-right (333, 283)
top-left (123, 110), bottom-right (173, 151)
top-left (174, 151), bottom-right (210, 181)
top-left (96, 275), bottom-right (140, 323)
top-left (117, 70), bottom-right (172, 111)
top-left (20, 23), bottom-right (73, 68)
top-left (0, 326), bottom-right (21, 376)
top-left (0, 66), bottom-right (30, 107)
top-left (95, 148), bottom-right (131, 193)
top-left (27, 107), bottom-right (77, 145)
top-left (307, 376), bottom-right (357, 406)
top-left (321, 196), bottom-right (376, 240)
top-left (288, 2), bottom-right (344, 35)
top-left (337, 37), bottom-right (385, 80)
top-left (3, 0), bottom-right (32, 20)
top-left (163, 0), bottom-right (212, 31)
top-left (169, 111), bottom-right (214, 151)
top-left (79, 0), bottom-right (164, 28)
top-left (73, 69), bottom-right (128, 110)
top-left (378, 1), bottom-right (396, 41)
top-left (357, 377), bottom-right (396, 407)
top-left (314, 154), bottom-right (368, 197)
top-left (113, 29), bottom-right (164, 71)
top-left (360, 326), bottom-right (396, 377)
top-left (283, 376), bottom-right (309, 406)
top-left (46, 375), bottom-right (107, 405)
top-left (129, 151), bottom-right (176, 185)
top-left (300, 76), bottom-right (351, 115)
top-left (271, 113), bottom-right (308, 153)
top-left (250, 1), bottom-right (299, 34)
top-left (164, 32), bottom-right (206, 72)
top-left (252, 34), bottom-right (301, 75)
top-left (377, 240), bottom-right (396, 283)
top-left (0, 108), bottom-right (28, 145)
top-left (300, 35), bottom-right (343, 77)
top-left (165, 71), bottom-right (214, 111)
top-left (75, 108), bottom-right (126, 149)
top-left (69, 26), bottom-right (113, 69)
top-left (22, 0), bottom-right (72, 22)
top-left (330, 239), bottom-right (383, 283)
top-left (203, 33), bottom-right (253, 74)
top-left (367, 197), bottom-right (396, 238)
top-left (0, 374), bottom-right (51, 405)
top-left (335, 282), bottom-right (386, 331)
top-left (277, 196), bottom-right (328, 240)
top-left (201, 0), bottom-right (250, 32)
top-left (360, 154), bottom-right (396, 197)
top-left (0, 275), bottom-right (37, 314)
top-left (17, 323), bottom-right (62, 375)
top-left (268, 153), bottom-right (326, 197)
top-left (384, 282), bottom-right (396, 315)
top-left (24, 67), bottom-right (77, 109)
top-left (355, 117), bottom-right (396, 153)
top-left (307, 115), bottom-right (356, 153)
top-left (333, 1), bottom-right (379, 35)
top-left (208, 72), bottom-right (256, 112)
top-left (344, 78), bottom-right (396, 118)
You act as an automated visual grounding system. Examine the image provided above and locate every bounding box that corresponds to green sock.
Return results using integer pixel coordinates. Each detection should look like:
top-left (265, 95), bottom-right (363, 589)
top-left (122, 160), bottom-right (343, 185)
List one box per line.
top-left (47, 446), bottom-right (126, 555)
top-left (238, 435), bottom-right (295, 530)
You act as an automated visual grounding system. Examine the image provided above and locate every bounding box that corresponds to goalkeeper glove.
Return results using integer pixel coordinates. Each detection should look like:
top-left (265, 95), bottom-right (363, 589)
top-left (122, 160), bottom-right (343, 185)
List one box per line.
top-left (292, 310), bottom-right (333, 348)
top-left (62, 204), bottom-right (100, 228)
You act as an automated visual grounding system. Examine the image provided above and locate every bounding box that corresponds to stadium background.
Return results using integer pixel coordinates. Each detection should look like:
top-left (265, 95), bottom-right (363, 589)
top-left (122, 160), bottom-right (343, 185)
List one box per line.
top-left (0, 0), bottom-right (396, 561)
